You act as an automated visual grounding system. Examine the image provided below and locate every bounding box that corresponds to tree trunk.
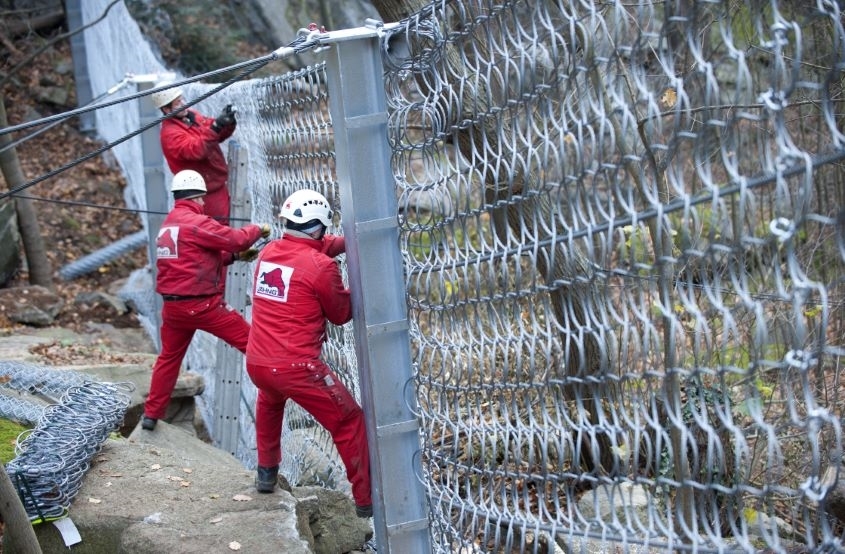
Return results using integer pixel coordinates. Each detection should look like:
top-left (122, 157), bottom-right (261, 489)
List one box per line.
top-left (1, 10), bottom-right (65, 38)
top-left (821, 466), bottom-right (845, 525)
top-left (0, 95), bottom-right (54, 289)
top-left (0, 464), bottom-right (42, 554)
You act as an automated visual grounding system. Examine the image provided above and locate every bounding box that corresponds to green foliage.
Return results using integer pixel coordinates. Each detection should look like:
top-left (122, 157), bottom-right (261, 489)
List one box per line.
top-left (125, 0), bottom-right (272, 81)
top-left (726, 2), bottom-right (759, 51)
top-left (0, 418), bottom-right (31, 464)
top-left (172, 5), bottom-right (245, 80)
top-left (618, 224), bottom-right (652, 270)
top-left (61, 213), bottom-right (81, 231)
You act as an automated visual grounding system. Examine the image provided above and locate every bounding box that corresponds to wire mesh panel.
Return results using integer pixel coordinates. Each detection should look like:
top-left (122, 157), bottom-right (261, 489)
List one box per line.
top-left (242, 66), bottom-right (358, 491)
top-left (63, 0), bottom-right (845, 552)
top-left (384, 0), bottom-right (845, 552)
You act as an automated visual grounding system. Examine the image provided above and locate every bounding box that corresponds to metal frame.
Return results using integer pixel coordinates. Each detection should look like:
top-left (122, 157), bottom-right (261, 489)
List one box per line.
top-left (322, 21), bottom-right (432, 554)
top-left (136, 78), bottom-right (168, 349)
top-left (65, 0), bottom-right (95, 134)
top-left (215, 142), bottom-right (251, 455)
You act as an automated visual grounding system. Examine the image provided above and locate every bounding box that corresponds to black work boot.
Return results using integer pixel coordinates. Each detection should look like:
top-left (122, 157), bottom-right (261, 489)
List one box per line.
top-left (255, 465), bottom-right (279, 493)
top-left (355, 504), bottom-right (373, 518)
top-left (141, 416), bottom-right (157, 431)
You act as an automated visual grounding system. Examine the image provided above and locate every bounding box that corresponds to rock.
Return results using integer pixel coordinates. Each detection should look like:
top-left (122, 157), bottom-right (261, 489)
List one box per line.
top-left (74, 291), bottom-right (129, 316)
top-left (33, 421), bottom-right (313, 553)
top-left (293, 486), bottom-right (373, 554)
top-left (0, 334), bottom-right (56, 363)
top-left (81, 322), bottom-right (156, 353)
top-left (250, 0), bottom-right (377, 53)
top-left (0, 285), bottom-right (64, 326)
top-left (34, 84), bottom-right (69, 107)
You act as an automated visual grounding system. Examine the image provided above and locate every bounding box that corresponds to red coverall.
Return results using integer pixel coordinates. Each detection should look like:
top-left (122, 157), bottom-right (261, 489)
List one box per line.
top-left (160, 109), bottom-right (235, 224)
top-left (144, 199), bottom-right (262, 420)
top-left (246, 233), bottom-right (372, 508)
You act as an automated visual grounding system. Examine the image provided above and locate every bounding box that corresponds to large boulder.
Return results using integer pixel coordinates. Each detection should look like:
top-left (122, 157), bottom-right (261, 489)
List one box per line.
top-left (32, 421), bottom-right (313, 553)
top-left (0, 285), bottom-right (64, 326)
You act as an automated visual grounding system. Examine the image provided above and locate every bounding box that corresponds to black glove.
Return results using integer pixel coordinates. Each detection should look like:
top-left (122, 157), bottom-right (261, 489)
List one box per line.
top-left (211, 105), bottom-right (236, 132)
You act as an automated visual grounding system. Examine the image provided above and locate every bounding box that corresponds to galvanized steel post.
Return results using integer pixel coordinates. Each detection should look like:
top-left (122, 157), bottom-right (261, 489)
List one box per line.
top-left (65, 0), bottom-right (95, 134)
top-left (215, 142), bottom-right (251, 455)
top-left (322, 21), bottom-right (432, 554)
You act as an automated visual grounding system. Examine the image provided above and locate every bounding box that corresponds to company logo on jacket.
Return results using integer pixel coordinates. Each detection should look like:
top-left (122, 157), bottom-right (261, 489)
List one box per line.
top-left (157, 227), bottom-right (179, 258)
top-left (255, 261), bottom-right (292, 302)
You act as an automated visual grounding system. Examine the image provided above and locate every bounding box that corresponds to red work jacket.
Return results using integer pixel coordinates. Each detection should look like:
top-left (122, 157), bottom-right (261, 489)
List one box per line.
top-left (160, 109), bottom-right (235, 196)
top-left (247, 233), bottom-right (348, 366)
top-left (155, 200), bottom-right (262, 297)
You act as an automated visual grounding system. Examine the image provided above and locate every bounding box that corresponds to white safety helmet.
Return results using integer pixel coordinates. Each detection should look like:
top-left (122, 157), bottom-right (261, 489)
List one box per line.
top-left (280, 189), bottom-right (333, 227)
top-left (170, 170), bottom-right (207, 199)
top-left (150, 83), bottom-right (183, 109)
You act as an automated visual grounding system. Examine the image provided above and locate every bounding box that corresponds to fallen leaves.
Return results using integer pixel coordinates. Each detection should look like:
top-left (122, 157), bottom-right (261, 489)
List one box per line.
top-left (28, 339), bottom-right (150, 365)
top-left (661, 87), bottom-right (677, 108)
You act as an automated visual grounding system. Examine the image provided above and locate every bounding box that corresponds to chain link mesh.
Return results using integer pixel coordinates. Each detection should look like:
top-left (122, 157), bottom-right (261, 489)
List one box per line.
top-left (380, 1), bottom-right (845, 551)
top-left (47, 0), bottom-right (845, 551)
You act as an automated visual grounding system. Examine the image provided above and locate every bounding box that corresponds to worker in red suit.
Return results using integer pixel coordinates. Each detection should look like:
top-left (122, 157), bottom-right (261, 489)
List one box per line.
top-left (142, 169), bottom-right (270, 431)
top-left (150, 83), bottom-right (236, 225)
top-left (246, 189), bottom-right (373, 518)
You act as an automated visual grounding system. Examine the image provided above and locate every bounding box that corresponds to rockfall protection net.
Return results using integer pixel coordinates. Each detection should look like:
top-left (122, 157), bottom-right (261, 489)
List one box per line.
top-left (1, 362), bottom-right (133, 523)
top-left (381, 1), bottom-right (845, 552)
top-left (66, 0), bottom-right (845, 552)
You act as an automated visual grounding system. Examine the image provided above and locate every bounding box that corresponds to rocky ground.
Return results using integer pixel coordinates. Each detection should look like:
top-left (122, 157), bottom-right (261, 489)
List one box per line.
top-left (0, 326), bottom-right (373, 554)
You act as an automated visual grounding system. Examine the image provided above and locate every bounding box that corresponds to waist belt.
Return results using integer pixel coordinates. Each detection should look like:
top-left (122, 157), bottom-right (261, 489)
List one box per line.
top-left (161, 294), bottom-right (212, 302)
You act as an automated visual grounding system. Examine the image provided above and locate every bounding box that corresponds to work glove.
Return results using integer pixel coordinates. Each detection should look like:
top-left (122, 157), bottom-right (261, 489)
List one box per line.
top-left (259, 223), bottom-right (271, 238)
top-left (236, 248), bottom-right (259, 263)
top-left (211, 105), bottom-right (236, 132)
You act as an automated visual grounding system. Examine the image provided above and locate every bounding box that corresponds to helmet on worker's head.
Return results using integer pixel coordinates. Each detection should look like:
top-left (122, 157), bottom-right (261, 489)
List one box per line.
top-left (279, 189), bottom-right (333, 228)
top-left (171, 170), bottom-right (207, 200)
top-left (150, 83), bottom-right (183, 109)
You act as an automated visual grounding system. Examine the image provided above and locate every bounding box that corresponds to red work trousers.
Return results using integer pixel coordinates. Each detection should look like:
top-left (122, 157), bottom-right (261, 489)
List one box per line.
top-left (145, 295), bottom-right (249, 419)
top-left (246, 361), bottom-right (372, 507)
